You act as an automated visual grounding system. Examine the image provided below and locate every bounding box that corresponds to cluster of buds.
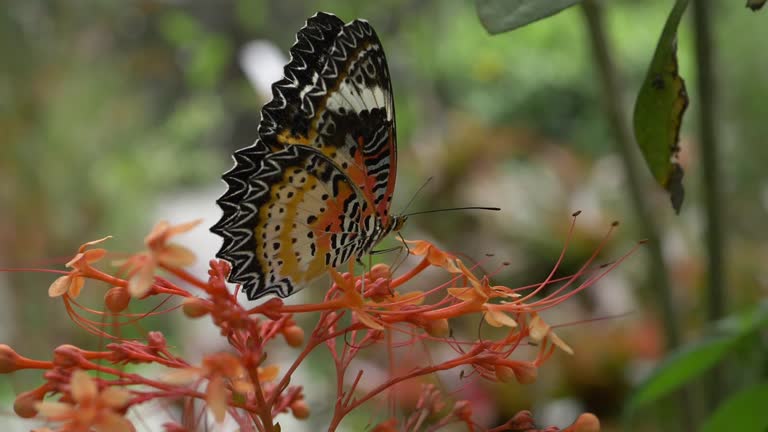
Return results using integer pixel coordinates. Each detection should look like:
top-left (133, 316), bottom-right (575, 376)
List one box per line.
top-left (1, 214), bottom-right (637, 431)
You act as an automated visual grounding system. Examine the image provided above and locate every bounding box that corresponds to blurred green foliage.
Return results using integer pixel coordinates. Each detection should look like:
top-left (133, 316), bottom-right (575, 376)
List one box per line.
top-left (2, 1), bottom-right (768, 431)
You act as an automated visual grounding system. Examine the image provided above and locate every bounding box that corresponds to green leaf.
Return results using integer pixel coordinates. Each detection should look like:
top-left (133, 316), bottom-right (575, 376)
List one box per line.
top-left (701, 383), bottom-right (768, 432)
top-left (475, 0), bottom-right (583, 34)
top-left (625, 300), bottom-right (768, 422)
top-left (632, 0), bottom-right (689, 213)
top-left (625, 336), bottom-right (735, 419)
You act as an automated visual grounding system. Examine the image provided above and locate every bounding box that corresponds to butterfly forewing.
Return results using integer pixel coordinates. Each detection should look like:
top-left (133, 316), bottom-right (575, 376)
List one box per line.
top-left (213, 12), bottom-right (398, 299)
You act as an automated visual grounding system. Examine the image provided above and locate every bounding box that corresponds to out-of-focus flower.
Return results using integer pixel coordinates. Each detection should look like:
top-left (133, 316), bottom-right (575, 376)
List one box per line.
top-left (35, 370), bottom-right (134, 432)
top-left (163, 352), bottom-right (277, 423)
top-left (127, 220), bottom-right (200, 298)
top-left (329, 268), bottom-right (385, 330)
top-left (48, 237), bottom-right (111, 298)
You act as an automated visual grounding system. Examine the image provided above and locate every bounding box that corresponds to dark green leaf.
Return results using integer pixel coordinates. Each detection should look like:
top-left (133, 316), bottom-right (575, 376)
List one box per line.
top-left (632, 0), bottom-right (689, 213)
top-left (701, 383), bottom-right (768, 432)
top-left (624, 336), bottom-right (735, 419)
top-left (475, 0), bottom-right (583, 34)
top-left (625, 300), bottom-right (768, 422)
top-left (746, 0), bottom-right (767, 11)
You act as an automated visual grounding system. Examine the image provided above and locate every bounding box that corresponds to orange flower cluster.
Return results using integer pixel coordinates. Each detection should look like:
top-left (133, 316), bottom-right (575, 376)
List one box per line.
top-left (1, 217), bottom-right (637, 431)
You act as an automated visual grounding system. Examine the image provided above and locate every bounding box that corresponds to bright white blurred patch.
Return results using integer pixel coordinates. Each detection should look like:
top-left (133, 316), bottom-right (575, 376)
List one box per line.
top-left (239, 41), bottom-right (289, 99)
top-left (536, 397), bottom-right (584, 429)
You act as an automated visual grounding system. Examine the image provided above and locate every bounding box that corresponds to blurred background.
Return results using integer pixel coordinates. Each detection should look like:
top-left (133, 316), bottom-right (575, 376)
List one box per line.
top-left (2, 1), bottom-right (767, 431)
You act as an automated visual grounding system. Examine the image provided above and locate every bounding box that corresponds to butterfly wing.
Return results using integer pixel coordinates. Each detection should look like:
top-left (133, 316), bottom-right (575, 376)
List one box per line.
top-left (260, 14), bottom-right (398, 226)
top-left (212, 12), bottom-right (398, 299)
top-left (213, 141), bottom-right (374, 299)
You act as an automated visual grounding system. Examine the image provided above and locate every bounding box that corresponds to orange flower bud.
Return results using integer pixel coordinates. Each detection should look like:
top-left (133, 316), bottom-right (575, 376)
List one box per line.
top-left (282, 326), bottom-right (305, 347)
top-left (424, 318), bottom-right (450, 338)
top-left (494, 365), bottom-right (517, 383)
top-left (369, 263), bottom-right (391, 281)
top-left (513, 362), bottom-right (538, 385)
top-left (566, 413), bottom-right (600, 432)
top-left (290, 399), bottom-right (310, 419)
top-left (105, 287), bottom-right (131, 313)
top-left (147, 332), bottom-right (167, 348)
top-left (182, 298), bottom-right (210, 318)
top-left (52, 345), bottom-right (84, 368)
top-left (0, 344), bottom-right (21, 373)
top-left (13, 390), bottom-right (41, 418)
top-left (372, 419), bottom-right (398, 432)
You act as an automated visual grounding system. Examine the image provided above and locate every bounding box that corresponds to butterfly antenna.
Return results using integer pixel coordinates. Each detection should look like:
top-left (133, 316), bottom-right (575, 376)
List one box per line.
top-left (398, 176), bottom-right (433, 215)
top-left (402, 206), bottom-right (501, 218)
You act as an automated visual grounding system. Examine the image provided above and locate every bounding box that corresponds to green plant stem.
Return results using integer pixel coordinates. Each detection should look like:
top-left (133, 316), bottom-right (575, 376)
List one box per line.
top-left (580, 0), bottom-right (694, 429)
top-left (691, 0), bottom-right (726, 409)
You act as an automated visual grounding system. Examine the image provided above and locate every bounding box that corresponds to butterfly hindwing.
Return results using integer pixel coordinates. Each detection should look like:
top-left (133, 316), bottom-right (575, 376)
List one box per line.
top-left (215, 143), bottom-right (375, 299)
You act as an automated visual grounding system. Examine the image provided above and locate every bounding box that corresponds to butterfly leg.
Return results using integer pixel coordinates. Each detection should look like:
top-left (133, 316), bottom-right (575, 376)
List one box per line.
top-left (355, 256), bottom-right (368, 296)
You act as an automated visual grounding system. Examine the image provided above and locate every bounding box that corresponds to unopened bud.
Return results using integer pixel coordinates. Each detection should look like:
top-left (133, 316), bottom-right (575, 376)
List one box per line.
top-left (0, 344), bottom-right (21, 373)
top-left (494, 365), bottom-right (517, 383)
top-left (369, 264), bottom-right (391, 280)
top-left (182, 297), bottom-right (209, 318)
top-left (372, 419), bottom-right (399, 432)
top-left (290, 400), bottom-right (310, 419)
top-left (424, 318), bottom-right (450, 338)
top-left (52, 345), bottom-right (83, 367)
top-left (282, 326), bottom-right (305, 347)
top-left (513, 362), bottom-right (538, 384)
top-left (568, 413), bottom-right (600, 432)
top-left (105, 286), bottom-right (131, 312)
top-left (147, 331), bottom-right (167, 348)
top-left (14, 389), bottom-right (43, 418)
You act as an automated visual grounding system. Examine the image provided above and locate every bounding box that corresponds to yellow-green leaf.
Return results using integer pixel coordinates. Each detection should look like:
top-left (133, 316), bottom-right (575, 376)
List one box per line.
top-left (633, 0), bottom-right (689, 213)
top-left (701, 384), bottom-right (768, 432)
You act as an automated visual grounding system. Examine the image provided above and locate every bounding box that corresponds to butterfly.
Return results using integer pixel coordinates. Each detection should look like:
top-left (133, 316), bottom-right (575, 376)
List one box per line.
top-left (211, 12), bottom-right (406, 300)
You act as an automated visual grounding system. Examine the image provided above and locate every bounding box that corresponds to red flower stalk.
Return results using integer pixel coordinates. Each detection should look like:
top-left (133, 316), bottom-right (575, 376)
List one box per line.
top-left (2, 215), bottom-right (634, 431)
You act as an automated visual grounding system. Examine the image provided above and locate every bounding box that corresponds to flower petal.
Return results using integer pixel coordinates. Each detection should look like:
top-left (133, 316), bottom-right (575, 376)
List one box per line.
top-left (78, 236), bottom-right (113, 253)
top-left (447, 287), bottom-right (479, 302)
top-left (405, 240), bottom-right (461, 273)
top-left (166, 219), bottom-right (203, 237)
top-left (69, 276), bottom-right (86, 298)
top-left (49, 275), bottom-right (73, 298)
top-left (95, 411), bottom-right (136, 432)
top-left (484, 309), bottom-right (518, 328)
top-left (549, 330), bottom-right (574, 355)
top-left (83, 248), bottom-right (108, 263)
top-left (206, 375), bottom-right (227, 423)
top-left (144, 221), bottom-right (171, 247)
top-left (258, 364), bottom-right (280, 382)
top-left (71, 370), bottom-right (97, 402)
top-left (162, 367), bottom-right (203, 385)
top-left (528, 314), bottom-right (549, 342)
top-left (157, 244), bottom-right (196, 267)
top-left (394, 291), bottom-right (425, 306)
top-left (356, 311), bottom-right (385, 330)
top-left (100, 387), bottom-right (132, 409)
top-left (35, 401), bottom-right (74, 419)
top-left (128, 261), bottom-right (155, 298)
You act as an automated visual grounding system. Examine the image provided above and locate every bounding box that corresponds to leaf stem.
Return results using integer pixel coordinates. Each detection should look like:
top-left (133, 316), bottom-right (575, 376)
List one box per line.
top-left (580, 0), bottom-right (695, 429)
top-left (691, 0), bottom-right (726, 409)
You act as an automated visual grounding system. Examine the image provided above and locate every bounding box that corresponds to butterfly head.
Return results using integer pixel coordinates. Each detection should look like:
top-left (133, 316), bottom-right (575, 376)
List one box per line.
top-left (390, 215), bottom-right (407, 233)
